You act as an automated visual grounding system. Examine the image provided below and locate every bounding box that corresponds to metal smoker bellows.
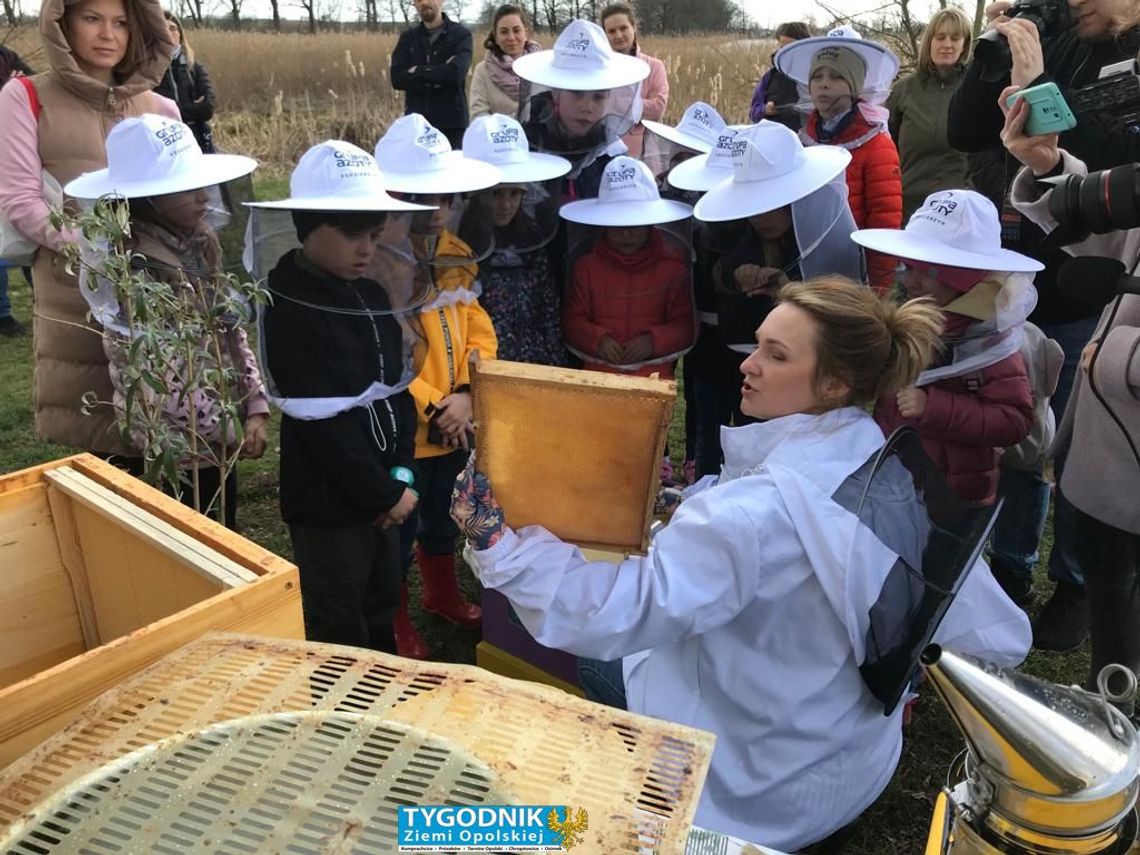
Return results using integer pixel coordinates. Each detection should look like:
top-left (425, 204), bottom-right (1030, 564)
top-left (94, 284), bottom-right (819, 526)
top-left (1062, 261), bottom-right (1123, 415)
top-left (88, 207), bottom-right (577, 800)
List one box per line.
top-left (923, 645), bottom-right (1140, 855)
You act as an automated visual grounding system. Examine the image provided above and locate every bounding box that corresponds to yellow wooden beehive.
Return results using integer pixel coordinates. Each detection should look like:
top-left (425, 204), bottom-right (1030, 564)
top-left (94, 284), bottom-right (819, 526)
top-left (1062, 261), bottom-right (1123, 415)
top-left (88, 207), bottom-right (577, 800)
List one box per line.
top-left (472, 359), bottom-right (677, 554)
top-left (0, 454), bottom-right (304, 769)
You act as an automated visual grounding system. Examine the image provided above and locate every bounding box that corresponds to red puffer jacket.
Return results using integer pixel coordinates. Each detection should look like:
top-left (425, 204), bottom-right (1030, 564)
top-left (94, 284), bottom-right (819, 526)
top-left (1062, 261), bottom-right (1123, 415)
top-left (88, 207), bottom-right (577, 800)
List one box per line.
top-left (874, 349), bottom-right (1034, 506)
top-left (563, 229), bottom-right (694, 379)
top-left (803, 107), bottom-right (903, 292)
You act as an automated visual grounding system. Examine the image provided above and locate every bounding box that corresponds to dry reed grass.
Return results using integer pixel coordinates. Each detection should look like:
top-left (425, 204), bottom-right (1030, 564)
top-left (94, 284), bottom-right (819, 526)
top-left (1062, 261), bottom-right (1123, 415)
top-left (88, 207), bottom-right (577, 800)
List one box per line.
top-left (4, 27), bottom-right (775, 174)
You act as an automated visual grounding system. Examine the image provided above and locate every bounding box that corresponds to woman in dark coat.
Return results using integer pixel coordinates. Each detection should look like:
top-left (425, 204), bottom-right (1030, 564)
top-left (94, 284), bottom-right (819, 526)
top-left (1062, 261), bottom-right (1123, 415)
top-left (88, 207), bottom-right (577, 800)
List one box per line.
top-left (155, 11), bottom-right (216, 152)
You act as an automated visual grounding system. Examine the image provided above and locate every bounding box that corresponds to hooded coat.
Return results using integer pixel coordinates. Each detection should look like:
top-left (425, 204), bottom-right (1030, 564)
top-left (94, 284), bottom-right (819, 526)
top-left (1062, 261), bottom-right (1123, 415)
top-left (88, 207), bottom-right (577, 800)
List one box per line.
top-left (801, 105), bottom-right (902, 291)
top-left (0, 0), bottom-right (176, 454)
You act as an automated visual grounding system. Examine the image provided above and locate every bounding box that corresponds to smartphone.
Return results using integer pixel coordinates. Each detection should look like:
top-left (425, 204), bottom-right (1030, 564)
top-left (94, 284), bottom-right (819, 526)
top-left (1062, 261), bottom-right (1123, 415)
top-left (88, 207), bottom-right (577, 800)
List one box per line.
top-left (1005, 81), bottom-right (1078, 137)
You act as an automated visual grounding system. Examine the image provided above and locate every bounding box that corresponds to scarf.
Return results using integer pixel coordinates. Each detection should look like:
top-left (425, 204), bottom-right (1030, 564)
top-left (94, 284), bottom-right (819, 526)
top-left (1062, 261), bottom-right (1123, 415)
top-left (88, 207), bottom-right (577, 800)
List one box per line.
top-left (485, 41), bottom-right (541, 100)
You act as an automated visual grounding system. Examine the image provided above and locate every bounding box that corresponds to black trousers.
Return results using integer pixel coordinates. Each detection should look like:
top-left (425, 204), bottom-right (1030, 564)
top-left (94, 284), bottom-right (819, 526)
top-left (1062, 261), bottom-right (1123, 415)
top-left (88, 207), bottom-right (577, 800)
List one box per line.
top-left (290, 520), bottom-right (400, 654)
top-left (1076, 509), bottom-right (1140, 690)
top-left (400, 449), bottom-right (468, 570)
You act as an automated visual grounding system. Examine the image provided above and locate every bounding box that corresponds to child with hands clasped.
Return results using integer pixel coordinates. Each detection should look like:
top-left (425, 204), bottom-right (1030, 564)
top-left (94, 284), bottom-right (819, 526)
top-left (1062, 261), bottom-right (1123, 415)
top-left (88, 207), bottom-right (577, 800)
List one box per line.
top-left (251, 140), bottom-right (430, 654)
top-left (853, 189), bottom-right (1038, 505)
top-left (560, 156), bottom-right (695, 379)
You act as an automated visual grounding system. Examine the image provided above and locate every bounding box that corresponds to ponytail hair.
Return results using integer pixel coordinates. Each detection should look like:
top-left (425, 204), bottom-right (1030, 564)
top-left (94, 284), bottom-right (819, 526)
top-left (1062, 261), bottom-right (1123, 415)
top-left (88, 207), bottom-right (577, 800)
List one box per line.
top-left (778, 276), bottom-right (943, 407)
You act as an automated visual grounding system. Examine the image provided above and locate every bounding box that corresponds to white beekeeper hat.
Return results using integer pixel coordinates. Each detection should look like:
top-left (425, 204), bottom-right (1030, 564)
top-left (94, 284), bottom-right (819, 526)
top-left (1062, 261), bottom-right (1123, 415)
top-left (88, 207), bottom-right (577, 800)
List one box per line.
top-left (375, 114), bottom-right (502, 195)
top-left (851, 189), bottom-right (1044, 273)
top-left (66, 114), bottom-right (256, 200)
top-left (512, 18), bottom-right (649, 91)
top-left (774, 24), bottom-right (899, 99)
top-left (693, 122), bottom-right (851, 222)
top-left (245, 140), bottom-right (431, 212)
top-left (642, 102), bottom-right (728, 154)
top-left (461, 115), bottom-right (572, 183)
top-left (667, 124), bottom-right (755, 192)
top-left (559, 156), bottom-right (692, 226)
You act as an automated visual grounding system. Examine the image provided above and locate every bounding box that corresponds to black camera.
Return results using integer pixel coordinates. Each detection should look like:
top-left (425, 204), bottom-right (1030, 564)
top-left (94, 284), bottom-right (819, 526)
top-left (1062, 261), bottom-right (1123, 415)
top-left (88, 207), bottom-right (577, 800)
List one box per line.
top-left (974, 0), bottom-right (1073, 83)
top-left (1069, 60), bottom-right (1140, 132)
top-left (1045, 163), bottom-right (1140, 245)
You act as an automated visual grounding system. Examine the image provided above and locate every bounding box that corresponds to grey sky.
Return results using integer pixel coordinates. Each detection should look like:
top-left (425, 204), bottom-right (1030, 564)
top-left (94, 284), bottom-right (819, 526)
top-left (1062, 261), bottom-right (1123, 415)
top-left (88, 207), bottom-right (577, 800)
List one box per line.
top-left (21, 0), bottom-right (956, 28)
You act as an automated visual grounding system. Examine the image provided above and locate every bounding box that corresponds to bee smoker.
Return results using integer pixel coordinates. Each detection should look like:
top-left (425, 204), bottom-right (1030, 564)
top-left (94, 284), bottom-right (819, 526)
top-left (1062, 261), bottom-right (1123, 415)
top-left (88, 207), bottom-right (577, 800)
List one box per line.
top-left (922, 645), bottom-right (1140, 855)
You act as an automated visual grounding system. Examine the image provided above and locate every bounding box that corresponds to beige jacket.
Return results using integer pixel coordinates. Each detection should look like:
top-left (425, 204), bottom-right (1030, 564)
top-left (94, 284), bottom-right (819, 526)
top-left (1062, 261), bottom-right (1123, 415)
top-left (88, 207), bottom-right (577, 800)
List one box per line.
top-left (1012, 151), bottom-right (1140, 534)
top-left (28, 0), bottom-right (176, 454)
top-left (468, 60), bottom-right (521, 120)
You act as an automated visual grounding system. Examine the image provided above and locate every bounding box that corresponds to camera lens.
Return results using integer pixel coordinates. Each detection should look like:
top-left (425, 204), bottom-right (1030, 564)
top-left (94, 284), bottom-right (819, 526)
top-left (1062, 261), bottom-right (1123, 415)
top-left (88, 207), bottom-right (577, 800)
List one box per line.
top-left (1047, 165), bottom-right (1140, 245)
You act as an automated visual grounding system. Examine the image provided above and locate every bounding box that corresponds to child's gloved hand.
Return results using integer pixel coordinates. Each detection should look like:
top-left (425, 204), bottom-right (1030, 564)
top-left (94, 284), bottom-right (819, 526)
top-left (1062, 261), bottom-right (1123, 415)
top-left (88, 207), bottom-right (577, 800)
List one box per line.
top-left (450, 453), bottom-right (507, 550)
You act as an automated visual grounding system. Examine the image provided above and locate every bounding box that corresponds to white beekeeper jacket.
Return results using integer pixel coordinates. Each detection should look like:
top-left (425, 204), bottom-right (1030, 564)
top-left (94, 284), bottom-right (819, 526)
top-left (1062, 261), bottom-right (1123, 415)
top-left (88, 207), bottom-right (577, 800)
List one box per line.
top-left (466, 407), bottom-right (1031, 851)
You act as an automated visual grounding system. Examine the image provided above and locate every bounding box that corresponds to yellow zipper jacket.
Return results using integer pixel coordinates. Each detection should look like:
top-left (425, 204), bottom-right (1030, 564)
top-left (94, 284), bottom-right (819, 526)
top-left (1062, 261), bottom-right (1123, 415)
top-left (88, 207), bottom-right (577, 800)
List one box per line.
top-left (409, 230), bottom-right (498, 459)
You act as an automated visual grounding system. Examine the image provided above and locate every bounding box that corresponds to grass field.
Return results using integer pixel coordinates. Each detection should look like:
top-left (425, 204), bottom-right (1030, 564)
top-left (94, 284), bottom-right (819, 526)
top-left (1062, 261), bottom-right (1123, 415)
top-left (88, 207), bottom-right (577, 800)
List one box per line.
top-left (0, 252), bottom-right (1089, 854)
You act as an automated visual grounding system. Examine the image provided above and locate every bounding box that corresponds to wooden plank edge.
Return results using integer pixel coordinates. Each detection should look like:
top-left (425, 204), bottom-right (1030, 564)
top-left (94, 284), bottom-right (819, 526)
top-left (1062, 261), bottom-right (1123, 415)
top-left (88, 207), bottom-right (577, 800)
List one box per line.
top-left (68, 455), bottom-right (296, 579)
top-left (45, 468), bottom-right (258, 589)
top-left (44, 486), bottom-right (103, 648)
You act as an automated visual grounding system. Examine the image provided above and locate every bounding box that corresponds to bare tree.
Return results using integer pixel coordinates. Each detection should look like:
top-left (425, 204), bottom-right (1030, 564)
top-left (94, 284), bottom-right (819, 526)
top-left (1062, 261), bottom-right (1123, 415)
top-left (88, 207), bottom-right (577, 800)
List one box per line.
top-left (973, 0), bottom-right (986, 35)
top-left (268, 0), bottom-right (282, 30)
top-left (228, 0), bottom-right (242, 29)
top-left (178, 0), bottom-right (205, 27)
top-left (297, 0), bottom-right (317, 33)
top-left (1, 0), bottom-right (17, 27)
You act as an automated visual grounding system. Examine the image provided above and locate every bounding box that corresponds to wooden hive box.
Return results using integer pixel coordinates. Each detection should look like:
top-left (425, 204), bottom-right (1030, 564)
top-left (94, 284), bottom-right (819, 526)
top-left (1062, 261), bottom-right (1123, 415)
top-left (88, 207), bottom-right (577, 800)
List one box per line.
top-left (472, 359), bottom-right (676, 554)
top-left (0, 454), bottom-right (304, 769)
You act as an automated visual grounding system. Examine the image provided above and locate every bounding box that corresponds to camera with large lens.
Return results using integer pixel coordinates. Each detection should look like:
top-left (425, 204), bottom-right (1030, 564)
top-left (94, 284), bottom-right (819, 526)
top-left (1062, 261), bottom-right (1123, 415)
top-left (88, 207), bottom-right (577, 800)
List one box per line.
top-left (1046, 163), bottom-right (1140, 245)
top-left (974, 0), bottom-right (1073, 82)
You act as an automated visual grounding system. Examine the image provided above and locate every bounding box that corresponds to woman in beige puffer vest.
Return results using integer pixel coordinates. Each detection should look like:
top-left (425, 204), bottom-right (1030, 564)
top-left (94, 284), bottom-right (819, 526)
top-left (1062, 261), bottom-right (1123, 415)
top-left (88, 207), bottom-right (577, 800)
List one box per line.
top-left (0, 0), bottom-right (176, 455)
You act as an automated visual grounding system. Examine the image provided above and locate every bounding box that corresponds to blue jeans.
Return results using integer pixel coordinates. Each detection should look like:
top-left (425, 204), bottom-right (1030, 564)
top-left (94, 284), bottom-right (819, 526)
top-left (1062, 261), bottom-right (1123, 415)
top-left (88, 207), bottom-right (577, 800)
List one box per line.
top-left (0, 262), bottom-right (11, 319)
top-left (989, 316), bottom-right (1095, 586)
top-left (576, 657), bottom-right (627, 709)
top-left (990, 467), bottom-right (1051, 581)
top-left (1039, 316), bottom-right (1099, 587)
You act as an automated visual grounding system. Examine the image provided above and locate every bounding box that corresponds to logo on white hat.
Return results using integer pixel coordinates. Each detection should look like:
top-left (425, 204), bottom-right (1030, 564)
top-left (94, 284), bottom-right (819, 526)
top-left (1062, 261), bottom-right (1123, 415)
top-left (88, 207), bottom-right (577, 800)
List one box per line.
top-left (334, 147), bottom-right (374, 171)
top-left (566, 36), bottom-right (591, 52)
top-left (907, 190), bottom-right (1002, 255)
top-left (156, 122), bottom-right (190, 150)
top-left (490, 126), bottom-right (520, 146)
top-left (598, 156), bottom-right (659, 204)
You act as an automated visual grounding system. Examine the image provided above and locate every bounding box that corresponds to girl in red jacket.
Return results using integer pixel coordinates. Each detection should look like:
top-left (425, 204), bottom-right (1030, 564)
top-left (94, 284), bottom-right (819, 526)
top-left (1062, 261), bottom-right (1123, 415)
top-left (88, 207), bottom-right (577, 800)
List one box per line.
top-left (854, 190), bottom-right (1039, 505)
top-left (560, 156), bottom-right (696, 379)
top-left (776, 27), bottom-right (903, 292)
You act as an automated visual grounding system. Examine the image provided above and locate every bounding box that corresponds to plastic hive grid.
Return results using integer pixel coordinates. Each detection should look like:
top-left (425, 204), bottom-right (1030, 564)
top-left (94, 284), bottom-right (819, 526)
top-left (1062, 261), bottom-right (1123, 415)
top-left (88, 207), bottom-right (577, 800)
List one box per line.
top-left (0, 633), bottom-right (714, 854)
top-left (471, 359), bottom-right (677, 554)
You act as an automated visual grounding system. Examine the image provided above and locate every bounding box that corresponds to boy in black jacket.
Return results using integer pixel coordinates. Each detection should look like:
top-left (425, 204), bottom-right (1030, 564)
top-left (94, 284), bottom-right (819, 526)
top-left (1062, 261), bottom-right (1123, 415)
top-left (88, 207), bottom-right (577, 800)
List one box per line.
top-left (255, 141), bottom-right (431, 653)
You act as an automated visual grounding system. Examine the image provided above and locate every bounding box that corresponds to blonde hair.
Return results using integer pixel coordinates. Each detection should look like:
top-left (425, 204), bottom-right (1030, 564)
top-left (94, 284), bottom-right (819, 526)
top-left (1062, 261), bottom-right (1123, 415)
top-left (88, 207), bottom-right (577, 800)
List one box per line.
top-left (917, 7), bottom-right (972, 73)
top-left (779, 277), bottom-right (944, 406)
top-left (1109, 0), bottom-right (1140, 33)
top-left (163, 10), bottom-right (195, 68)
